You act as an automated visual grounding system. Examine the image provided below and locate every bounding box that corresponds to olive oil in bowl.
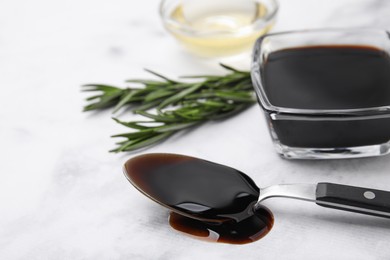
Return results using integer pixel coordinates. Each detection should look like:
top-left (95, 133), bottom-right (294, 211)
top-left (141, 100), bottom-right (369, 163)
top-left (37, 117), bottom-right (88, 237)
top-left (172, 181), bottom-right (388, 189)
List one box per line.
top-left (160, 0), bottom-right (278, 57)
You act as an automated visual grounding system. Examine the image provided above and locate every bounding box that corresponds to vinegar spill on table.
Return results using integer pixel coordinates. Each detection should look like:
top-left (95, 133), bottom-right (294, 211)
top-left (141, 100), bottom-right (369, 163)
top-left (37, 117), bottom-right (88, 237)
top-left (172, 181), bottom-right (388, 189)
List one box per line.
top-left (169, 207), bottom-right (273, 244)
top-left (124, 153), bottom-right (274, 244)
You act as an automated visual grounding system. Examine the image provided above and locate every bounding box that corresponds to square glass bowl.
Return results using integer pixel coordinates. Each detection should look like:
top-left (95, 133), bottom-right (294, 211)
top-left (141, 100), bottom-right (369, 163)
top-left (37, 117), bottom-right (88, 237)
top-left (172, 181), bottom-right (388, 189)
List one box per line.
top-left (251, 28), bottom-right (390, 159)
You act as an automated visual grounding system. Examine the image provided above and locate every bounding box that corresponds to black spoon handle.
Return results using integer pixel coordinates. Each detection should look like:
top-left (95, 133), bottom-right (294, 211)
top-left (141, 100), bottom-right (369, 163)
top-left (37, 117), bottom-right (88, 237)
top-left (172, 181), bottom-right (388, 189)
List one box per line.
top-left (316, 183), bottom-right (390, 218)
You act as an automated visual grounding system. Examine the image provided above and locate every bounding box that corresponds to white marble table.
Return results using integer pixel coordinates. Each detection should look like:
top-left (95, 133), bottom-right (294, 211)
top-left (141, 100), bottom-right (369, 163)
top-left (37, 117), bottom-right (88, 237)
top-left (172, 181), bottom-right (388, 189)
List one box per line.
top-left (1, 0), bottom-right (390, 259)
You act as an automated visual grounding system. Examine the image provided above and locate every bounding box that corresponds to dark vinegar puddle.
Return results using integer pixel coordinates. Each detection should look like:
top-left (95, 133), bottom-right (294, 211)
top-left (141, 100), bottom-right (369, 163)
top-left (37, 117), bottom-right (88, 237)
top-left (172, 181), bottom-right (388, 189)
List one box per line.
top-left (169, 207), bottom-right (273, 244)
top-left (124, 153), bottom-right (274, 244)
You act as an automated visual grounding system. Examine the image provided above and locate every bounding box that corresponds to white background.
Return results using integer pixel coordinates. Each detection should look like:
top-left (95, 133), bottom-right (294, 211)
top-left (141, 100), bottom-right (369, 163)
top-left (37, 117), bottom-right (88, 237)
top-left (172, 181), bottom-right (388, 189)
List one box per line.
top-left (1, 0), bottom-right (390, 259)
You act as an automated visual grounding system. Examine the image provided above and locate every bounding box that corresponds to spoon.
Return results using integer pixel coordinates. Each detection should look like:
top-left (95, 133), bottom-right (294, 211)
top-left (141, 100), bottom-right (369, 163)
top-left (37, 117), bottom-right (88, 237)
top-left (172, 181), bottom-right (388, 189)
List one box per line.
top-left (124, 153), bottom-right (390, 222)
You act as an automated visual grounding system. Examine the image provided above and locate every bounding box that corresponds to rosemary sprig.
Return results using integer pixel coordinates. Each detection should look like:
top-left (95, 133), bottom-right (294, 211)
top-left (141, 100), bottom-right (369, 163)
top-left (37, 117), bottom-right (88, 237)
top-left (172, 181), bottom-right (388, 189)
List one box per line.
top-left (82, 64), bottom-right (254, 153)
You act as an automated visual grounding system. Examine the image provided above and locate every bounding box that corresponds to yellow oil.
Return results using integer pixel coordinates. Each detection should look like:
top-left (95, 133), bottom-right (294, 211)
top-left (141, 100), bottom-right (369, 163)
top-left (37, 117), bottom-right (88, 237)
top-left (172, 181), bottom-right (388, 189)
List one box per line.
top-left (166, 3), bottom-right (273, 57)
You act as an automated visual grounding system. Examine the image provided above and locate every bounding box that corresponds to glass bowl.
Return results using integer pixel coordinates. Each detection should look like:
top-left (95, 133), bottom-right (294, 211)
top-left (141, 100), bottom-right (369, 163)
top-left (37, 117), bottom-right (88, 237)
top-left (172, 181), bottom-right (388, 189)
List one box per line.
top-left (159, 0), bottom-right (279, 57)
top-left (251, 28), bottom-right (390, 159)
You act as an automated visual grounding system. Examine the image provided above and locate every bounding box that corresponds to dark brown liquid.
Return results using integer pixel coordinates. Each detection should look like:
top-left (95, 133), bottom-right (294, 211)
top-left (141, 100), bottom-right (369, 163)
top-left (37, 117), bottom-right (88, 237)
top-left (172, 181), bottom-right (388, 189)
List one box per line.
top-left (261, 46), bottom-right (390, 148)
top-left (124, 153), bottom-right (274, 244)
top-left (263, 45), bottom-right (390, 110)
top-left (169, 207), bottom-right (273, 244)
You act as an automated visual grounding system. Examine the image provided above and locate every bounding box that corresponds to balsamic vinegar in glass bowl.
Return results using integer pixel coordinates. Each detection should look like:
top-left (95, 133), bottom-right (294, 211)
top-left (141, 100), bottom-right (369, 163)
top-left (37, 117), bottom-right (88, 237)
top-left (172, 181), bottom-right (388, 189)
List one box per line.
top-left (262, 45), bottom-right (390, 148)
top-left (251, 28), bottom-right (390, 159)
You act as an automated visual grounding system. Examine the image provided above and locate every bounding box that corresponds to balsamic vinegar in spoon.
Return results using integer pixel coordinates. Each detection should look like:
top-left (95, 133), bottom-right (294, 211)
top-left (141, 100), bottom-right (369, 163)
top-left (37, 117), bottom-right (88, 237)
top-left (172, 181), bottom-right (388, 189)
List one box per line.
top-left (124, 153), bottom-right (390, 244)
top-left (124, 153), bottom-right (273, 244)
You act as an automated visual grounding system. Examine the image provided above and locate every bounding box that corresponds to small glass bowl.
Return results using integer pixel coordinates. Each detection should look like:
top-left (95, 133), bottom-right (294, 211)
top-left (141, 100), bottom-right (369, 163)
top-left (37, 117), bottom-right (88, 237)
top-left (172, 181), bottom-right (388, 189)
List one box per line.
top-left (251, 28), bottom-right (390, 159)
top-left (159, 0), bottom-right (278, 57)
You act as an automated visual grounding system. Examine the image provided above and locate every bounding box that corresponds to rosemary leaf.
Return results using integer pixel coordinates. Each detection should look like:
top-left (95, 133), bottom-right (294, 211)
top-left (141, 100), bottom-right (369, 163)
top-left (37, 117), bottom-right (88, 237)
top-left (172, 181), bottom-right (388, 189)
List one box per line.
top-left (135, 110), bottom-right (179, 123)
top-left (112, 90), bottom-right (136, 113)
top-left (158, 83), bottom-right (203, 109)
top-left (112, 118), bottom-right (149, 130)
top-left (145, 89), bottom-right (175, 102)
top-left (134, 99), bottom-right (162, 111)
top-left (144, 69), bottom-right (178, 84)
top-left (110, 132), bottom-right (173, 153)
top-left (155, 122), bottom-right (199, 133)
